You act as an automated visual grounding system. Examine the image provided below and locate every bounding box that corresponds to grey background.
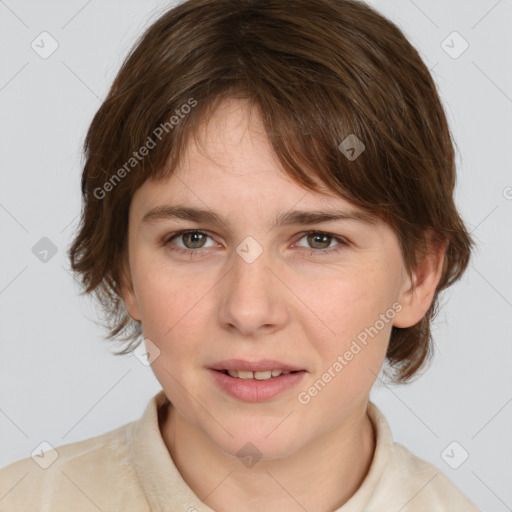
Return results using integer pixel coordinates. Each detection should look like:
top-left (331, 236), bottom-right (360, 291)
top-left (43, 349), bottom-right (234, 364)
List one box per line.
top-left (0, 0), bottom-right (511, 510)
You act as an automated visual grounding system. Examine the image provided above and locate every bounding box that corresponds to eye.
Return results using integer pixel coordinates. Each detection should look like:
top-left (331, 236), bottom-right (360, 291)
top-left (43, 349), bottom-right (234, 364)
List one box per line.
top-left (294, 231), bottom-right (348, 255)
top-left (164, 230), bottom-right (216, 252)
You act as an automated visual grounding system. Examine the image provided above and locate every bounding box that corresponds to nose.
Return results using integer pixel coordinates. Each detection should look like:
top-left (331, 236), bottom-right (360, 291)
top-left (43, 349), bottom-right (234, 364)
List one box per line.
top-left (217, 244), bottom-right (289, 337)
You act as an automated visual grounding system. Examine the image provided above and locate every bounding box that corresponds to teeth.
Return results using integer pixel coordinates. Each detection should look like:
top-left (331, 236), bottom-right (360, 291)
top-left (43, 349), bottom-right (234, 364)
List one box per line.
top-left (225, 369), bottom-right (292, 380)
top-left (254, 371), bottom-right (272, 380)
top-left (237, 370), bottom-right (254, 379)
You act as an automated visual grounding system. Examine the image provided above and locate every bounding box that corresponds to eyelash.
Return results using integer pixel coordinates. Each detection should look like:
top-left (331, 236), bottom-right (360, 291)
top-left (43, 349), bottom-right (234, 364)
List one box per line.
top-left (162, 230), bottom-right (349, 258)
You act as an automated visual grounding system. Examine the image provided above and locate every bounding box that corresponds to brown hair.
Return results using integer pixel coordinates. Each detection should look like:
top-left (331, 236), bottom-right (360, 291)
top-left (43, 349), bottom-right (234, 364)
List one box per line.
top-left (68, 0), bottom-right (475, 382)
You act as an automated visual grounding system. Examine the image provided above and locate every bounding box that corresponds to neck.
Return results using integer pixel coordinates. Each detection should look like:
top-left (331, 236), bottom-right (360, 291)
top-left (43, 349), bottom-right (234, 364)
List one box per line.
top-left (161, 401), bottom-right (375, 512)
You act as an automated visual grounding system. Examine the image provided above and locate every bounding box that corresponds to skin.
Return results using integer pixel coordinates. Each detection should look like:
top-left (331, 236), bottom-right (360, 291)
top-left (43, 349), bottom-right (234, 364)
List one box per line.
top-left (121, 98), bottom-right (446, 512)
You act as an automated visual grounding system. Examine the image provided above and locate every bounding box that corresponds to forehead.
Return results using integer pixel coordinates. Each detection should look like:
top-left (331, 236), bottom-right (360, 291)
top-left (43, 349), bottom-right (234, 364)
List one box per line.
top-left (178, 98), bottom-right (285, 184)
top-left (139, 99), bottom-right (336, 201)
top-left (131, 97), bottom-right (383, 232)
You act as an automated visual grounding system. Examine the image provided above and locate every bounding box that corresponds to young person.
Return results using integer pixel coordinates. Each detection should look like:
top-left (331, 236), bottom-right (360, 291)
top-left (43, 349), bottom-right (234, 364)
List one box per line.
top-left (0, 0), bottom-right (481, 510)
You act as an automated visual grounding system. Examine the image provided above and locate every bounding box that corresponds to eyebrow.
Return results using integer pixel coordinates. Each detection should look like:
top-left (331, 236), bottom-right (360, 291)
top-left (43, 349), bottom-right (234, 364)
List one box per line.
top-left (141, 205), bottom-right (378, 229)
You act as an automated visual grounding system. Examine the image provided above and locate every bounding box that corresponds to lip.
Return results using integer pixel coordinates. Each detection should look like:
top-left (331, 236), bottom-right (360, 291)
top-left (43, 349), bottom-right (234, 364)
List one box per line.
top-left (209, 368), bottom-right (307, 402)
top-left (209, 359), bottom-right (305, 372)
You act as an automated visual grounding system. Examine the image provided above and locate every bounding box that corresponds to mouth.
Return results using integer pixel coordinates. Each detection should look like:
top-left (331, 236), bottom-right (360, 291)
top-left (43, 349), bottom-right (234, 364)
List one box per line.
top-left (215, 369), bottom-right (300, 380)
top-left (209, 358), bottom-right (306, 373)
top-left (208, 360), bottom-right (307, 402)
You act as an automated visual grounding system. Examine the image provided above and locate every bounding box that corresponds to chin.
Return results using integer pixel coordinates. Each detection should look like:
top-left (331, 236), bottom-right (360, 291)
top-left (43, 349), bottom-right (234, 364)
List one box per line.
top-left (207, 420), bottom-right (302, 462)
top-left (220, 436), bottom-right (299, 464)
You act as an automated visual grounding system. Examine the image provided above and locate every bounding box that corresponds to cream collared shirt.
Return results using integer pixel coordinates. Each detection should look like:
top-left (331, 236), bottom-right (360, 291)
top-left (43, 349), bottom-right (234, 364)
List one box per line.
top-left (0, 390), bottom-right (480, 511)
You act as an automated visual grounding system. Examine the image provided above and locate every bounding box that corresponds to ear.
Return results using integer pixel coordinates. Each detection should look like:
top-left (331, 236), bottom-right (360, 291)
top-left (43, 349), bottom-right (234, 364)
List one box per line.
top-left (393, 233), bottom-right (447, 329)
top-left (119, 253), bottom-right (142, 322)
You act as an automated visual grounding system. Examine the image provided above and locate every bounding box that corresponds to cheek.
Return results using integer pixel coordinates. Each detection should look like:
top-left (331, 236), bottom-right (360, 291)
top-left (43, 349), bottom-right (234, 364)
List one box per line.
top-left (137, 281), bottom-right (199, 341)
top-left (131, 247), bottom-right (196, 327)
top-left (297, 269), bottom-right (398, 407)
top-left (297, 264), bottom-right (396, 347)
top-left (132, 260), bottom-right (214, 362)
top-left (296, 274), bottom-right (395, 411)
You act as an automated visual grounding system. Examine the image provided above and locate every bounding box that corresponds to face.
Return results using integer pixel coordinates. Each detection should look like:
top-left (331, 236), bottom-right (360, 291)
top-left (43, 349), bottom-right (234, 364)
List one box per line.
top-left (122, 98), bottom-right (422, 460)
